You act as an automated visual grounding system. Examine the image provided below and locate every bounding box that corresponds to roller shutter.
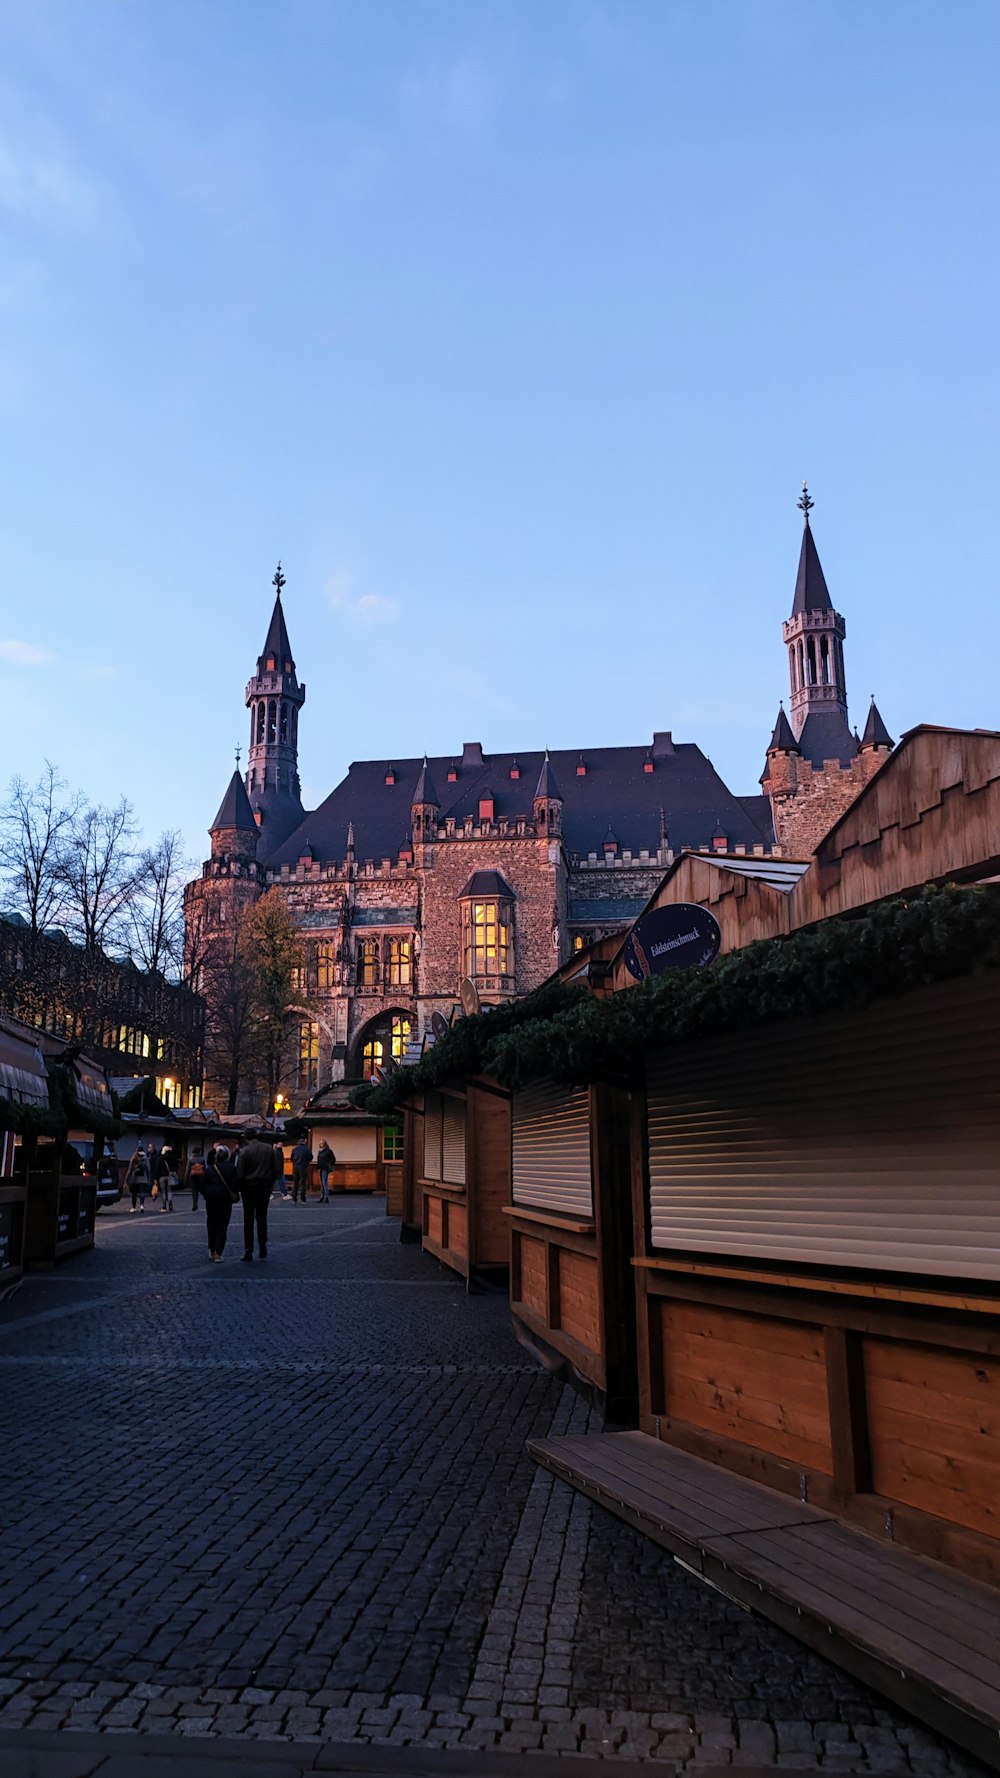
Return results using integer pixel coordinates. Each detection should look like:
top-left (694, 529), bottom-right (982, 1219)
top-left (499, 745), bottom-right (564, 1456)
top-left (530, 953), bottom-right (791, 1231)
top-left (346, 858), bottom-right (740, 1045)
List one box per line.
top-left (512, 1081), bottom-right (593, 1217)
top-left (422, 1091), bottom-right (466, 1185)
top-left (646, 975), bottom-right (1000, 1282)
top-left (442, 1096), bottom-right (467, 1186)
top-left (423, 1095), bottom-right (442, 1181)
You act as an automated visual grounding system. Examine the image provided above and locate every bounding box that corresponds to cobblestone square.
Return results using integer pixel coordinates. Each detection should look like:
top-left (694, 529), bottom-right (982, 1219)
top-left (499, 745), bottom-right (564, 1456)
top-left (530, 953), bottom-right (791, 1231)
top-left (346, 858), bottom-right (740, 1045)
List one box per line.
top-left (0, 1198), bottom-right (984, 1770)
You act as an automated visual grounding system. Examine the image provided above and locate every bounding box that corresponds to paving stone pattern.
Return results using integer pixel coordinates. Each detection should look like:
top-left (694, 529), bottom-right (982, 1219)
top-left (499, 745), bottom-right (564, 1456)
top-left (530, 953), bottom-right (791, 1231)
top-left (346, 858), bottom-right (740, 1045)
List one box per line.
top-left (0, 1198), bottom-right (983, 1770)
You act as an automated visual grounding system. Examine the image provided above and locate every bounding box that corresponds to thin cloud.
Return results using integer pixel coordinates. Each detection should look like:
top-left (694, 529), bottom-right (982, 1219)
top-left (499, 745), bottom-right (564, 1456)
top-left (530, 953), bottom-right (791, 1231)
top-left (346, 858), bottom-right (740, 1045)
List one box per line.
top-left (327, 571), bottom-right (399, 625)
top-left (0, 134), bottom-right (100, 227)
top-left (0, 639), bottom-right (53, 666)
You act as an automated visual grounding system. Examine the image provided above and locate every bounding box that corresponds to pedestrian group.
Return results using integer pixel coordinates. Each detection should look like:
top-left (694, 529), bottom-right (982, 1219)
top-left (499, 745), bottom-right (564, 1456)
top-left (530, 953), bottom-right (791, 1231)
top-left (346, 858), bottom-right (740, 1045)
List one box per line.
top-left (120, 1131), bottom-right (331, 1264)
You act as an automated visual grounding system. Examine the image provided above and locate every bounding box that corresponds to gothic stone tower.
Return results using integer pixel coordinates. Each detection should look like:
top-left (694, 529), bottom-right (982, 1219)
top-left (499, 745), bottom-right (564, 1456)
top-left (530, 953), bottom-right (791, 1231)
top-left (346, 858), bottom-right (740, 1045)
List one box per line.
top-left (182, 767), bottom-right (266, 1111)
top-left (762, 487), bottom-right (893, 854)
top-left (245, 564), bottom-right (306, 856)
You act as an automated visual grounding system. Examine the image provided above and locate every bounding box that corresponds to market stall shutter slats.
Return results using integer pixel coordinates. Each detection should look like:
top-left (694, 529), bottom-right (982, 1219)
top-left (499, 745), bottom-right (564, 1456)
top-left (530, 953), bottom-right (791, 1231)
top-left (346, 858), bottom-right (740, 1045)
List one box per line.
top-left (512, 1081), bottom-right (593, 1218)
top-left (646, 975), bottom-right (1000, 1282)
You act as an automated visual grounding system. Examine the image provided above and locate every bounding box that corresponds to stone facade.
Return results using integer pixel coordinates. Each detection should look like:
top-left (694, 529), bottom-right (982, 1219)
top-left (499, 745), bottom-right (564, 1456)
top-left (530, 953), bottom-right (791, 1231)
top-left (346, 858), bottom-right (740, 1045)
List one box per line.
top-left (187, 502), bottom-right (890, 1112)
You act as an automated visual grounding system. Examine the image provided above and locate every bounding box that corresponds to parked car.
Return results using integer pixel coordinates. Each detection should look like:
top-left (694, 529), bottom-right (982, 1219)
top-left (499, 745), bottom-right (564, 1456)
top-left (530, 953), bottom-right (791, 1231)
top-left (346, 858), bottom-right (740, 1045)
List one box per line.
top-left (95, 1155), bottom-right (123, 1210)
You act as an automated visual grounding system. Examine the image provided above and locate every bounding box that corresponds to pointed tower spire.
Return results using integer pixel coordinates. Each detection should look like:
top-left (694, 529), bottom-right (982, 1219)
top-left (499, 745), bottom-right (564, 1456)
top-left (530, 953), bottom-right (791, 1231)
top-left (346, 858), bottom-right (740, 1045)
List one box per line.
top-left (411, 756), bottom-right (440, 843)
top-left (209, 768), bottom-right (259, 862)
top-left (412, 755), bottom-right (440, 809)
top-left (533, 747), bottom-right (562, 802)
top-left (767, 702), bottom-right (800, 754)
top-left (860, 697), bottom-right (893, 751)
top-left (781, 487), bottom-right (855, 766)
top-left (533, 748), bottom-right (563, 836)
top-left (245, 565), bottom-right (306, 855)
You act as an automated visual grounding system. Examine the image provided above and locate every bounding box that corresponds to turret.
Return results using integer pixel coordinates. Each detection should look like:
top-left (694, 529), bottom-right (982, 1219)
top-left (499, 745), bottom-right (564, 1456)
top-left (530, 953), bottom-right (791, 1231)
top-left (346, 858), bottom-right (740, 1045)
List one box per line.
top-left (244, 563), bottom-right (306, 855)
top-left (533, 749), bottom-right (563, 836)
top-left (410, 756), bottom-right (440, 843)
top-left (781, 487), bottom-right (856, 769)
top-left (209, 766), bottom-right (259, 863)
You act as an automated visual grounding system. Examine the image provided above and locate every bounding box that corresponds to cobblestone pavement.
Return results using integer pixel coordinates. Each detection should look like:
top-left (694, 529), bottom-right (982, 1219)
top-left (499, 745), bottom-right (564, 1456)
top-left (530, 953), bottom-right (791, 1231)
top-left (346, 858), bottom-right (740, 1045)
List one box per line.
top-left (0, 1197), bottom-right (984, 1770)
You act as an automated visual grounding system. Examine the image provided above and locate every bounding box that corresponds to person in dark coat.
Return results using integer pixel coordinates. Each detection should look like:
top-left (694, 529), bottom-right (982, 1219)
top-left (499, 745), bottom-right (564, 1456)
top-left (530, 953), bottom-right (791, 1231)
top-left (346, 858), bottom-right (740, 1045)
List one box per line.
top-left (150, 1144), bottom-right (169, 1211)
top-left (236, 1133), bottom-right (283, 1261)
top-left (316, 1140), bottom-right (335, 1202)
top-left (203, 1144), bottom-right (239, 1262)
top-left (290, 1138), bottom-right (312, 1203)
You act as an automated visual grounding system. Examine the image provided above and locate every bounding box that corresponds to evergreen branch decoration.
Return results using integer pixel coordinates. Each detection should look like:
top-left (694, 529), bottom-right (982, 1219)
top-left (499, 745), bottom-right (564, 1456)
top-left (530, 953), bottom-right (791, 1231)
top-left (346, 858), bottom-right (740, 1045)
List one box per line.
top-left (355, 885), bottom-right (1000, 1111)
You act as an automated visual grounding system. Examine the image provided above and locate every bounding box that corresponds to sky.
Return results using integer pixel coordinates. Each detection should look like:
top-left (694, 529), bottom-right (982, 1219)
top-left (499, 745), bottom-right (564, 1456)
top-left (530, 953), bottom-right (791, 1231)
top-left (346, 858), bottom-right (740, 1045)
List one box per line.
top-left (0, 0), bottom-right (997, 869)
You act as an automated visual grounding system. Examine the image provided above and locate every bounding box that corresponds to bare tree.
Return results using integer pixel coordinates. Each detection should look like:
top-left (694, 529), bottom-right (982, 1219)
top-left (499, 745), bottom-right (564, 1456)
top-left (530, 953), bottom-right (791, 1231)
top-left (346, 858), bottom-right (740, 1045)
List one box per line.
top-left (127, 829), bottom-right (189, 980)
top-left (60, 798), bottom-right (147, 954)
top-left (0, 762), bottom-right (81, 935)
top-left (199, 918), bottom-right (264, 1114)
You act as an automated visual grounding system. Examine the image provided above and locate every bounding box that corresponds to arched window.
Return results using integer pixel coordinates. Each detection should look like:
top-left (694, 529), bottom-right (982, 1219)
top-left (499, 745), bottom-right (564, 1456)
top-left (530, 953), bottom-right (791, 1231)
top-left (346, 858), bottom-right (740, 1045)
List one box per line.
top-left (267, 699), bottom-right (277, 743)
top-left (256, 702), bottom-right (265, 744)
top-left (359, 1011), bottom-right (413, 1080)
top-left (807, 637), bottom-right (817, 685)
top-left (280, 703), bottom-right (289, 745)
top-left (386, 937), bottom-right (412, 987)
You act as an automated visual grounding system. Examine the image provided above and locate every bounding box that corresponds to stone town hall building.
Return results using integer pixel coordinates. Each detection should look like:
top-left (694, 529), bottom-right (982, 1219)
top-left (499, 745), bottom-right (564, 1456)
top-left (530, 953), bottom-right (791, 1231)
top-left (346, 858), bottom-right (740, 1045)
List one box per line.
top-left (185, 495), bottom-right (893, 1108)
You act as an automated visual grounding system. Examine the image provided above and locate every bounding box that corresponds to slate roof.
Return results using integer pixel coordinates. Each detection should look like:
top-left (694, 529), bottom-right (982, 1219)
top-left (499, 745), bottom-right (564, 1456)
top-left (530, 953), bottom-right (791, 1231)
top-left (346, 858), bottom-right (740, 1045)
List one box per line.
top-left (211, 771), bottom-right (257, 833)
top-left (412, 756), bottom-right (440, 807)
top-left (266, 742), bottom-right (774, 868)
top-left (768, 706), bottom-right (799, 752)
top-left (796, 709), bottom-right (859, 770)
top-left (791, 522), bottom-right (833, 617)
top-left (259, 593), bottom-right (295, 673)
top-left (459, 870), bottom-right (516, 900)
top-left (861, 699), bottom-right (894, 750)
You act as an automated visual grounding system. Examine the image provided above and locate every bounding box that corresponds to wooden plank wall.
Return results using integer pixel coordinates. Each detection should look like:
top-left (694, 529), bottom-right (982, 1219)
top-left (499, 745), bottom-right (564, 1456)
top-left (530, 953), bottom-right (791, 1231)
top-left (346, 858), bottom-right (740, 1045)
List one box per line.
top-left (467, 1083), bottom-right (511, 1271)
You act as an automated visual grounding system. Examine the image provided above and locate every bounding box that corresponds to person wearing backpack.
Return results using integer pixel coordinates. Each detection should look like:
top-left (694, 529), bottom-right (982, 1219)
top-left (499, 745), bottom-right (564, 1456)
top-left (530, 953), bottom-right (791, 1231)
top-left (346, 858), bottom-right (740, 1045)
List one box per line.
top-left (186, 1147), bottom-right (206, 1209)
top-left (316, 1140), bottom-right (335, 1203)
top-left (126, 1144), bottom-right (150, 1212)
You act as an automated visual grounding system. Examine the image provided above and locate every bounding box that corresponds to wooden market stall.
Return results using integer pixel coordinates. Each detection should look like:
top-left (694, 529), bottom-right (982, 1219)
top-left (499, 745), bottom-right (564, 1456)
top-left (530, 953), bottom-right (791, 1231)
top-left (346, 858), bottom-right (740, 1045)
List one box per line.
top-left (0, 1017), bottom-right (50, 1293)
top-left (24, 1044), bottom-right (117, 1267)
top-left (408, 1078), bottom-right (511, 1282)
top-left (302, 1080), bottom-right (397, 1194)
top-left (507, 1076), bottom-right (637, 1420)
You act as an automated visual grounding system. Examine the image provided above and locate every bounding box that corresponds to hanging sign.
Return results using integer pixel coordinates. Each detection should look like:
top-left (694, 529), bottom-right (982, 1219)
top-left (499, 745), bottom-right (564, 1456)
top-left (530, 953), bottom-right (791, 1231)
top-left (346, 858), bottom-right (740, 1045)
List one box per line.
top-left (622, 902), bottom-right (722, 981)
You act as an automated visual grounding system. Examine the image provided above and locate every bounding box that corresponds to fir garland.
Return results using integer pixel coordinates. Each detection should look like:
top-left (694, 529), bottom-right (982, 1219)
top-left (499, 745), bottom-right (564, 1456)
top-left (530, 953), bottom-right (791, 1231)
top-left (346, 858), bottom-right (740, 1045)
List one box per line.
top-left (356, 884), bottom-right (1000, 1113)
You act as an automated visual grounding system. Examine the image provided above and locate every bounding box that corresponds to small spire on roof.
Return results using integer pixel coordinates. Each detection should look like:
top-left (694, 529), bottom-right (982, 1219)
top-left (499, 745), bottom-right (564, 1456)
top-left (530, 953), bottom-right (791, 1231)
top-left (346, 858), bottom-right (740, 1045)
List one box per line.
top-left (235, 743), bottom-right (242, 770)
top-left (860, 697), bottom-right (894, 751)
top-left (272, 561), bottom-right (286, 596)
top-left (533, 748), bottom-right (562, 801)
top-left (797, 481), bottom-right (814, 525)
top-left (767, 703), bottom-right (799, 753)
top-left (412, 755), bottom-right (440, 807)
top-left (346, 820), bottom-right (355, 853)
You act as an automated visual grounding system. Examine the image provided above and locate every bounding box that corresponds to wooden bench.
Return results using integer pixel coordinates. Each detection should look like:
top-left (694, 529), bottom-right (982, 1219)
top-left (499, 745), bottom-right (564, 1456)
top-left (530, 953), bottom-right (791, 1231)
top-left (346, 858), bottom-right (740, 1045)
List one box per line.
top-left (529, 1431), bottom-right (1000, 1771)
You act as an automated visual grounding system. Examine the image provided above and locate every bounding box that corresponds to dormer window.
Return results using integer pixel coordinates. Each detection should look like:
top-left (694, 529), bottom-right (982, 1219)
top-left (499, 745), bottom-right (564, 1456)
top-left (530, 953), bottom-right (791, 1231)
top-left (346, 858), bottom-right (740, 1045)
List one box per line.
top-left (385, 766), bottom-right (396, 786)
top-left (266, 655), bottom-right (276, 671)
top-left (478, 794), bottom-right (494, 823)
top-left (447, 764), bottom-right (458, 782)
top-left (576, 756), bottom-right (587, 777)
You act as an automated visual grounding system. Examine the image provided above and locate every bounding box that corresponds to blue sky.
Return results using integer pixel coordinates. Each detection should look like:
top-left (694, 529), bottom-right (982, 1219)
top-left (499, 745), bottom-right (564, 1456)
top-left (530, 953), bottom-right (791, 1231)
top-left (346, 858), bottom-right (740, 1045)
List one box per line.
top-left (0, 0), bottom-right (997, 866)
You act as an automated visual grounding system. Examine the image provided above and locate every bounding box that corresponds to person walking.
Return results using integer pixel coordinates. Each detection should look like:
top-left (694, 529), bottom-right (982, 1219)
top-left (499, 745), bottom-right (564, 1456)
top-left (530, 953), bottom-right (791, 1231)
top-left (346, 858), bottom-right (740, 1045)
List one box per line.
top-left (291, 1136), bottom-right (312, 1203)
top-left (150, 1143), bottom-right (169, 1210)
top-left (316, 1140), bottom-right (335, 1203)
top-left (203, 1143), bottom-right (239, 1262)
top-left (186, 1147), bottom-right (206, 1209)
top-left (126, 1144), bottom-right (150, 1212)
top-left (236, 1133), bottom-right (282, 1261)
top-left (160, 1143), bottom-right (179, 1212)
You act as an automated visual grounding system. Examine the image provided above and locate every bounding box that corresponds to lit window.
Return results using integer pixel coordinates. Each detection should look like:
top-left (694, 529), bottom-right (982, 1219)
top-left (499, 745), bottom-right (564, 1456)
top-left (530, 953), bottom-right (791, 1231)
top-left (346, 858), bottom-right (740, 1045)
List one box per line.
top-left (362, 1037), bottom-right (383, 1080)
top-left (386, 937), bottom-right (411, 987)
top-left (573, 934), bottom-right (585, 952)
top-left (297, 1021), bottom-right (319, 1092)
top-left (463, 900), bottom-right (511, 978)
top-left (290, 963), bottom-right (305, 993)
top-left (390, 1013), bottom-right (411, 1059)
top-left (357, 938), bottom-right (378, 986)
top-left (381, 1121), bottom-right (404, 1162)
top-left (317, 940), bottom-right (336, 989)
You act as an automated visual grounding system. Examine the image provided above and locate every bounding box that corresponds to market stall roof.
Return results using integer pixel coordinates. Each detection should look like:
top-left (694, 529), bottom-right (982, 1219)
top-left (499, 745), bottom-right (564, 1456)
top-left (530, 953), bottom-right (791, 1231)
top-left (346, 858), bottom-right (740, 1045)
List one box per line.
top-left (0, 1017), bottom-right (49, 1110)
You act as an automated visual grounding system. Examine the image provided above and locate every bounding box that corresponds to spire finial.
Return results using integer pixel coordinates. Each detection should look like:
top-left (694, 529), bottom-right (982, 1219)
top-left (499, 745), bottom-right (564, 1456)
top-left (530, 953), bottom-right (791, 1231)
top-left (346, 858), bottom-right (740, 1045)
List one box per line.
top-left (272, 561), bottom-right (286, 596)
top-left (797, 481), bottom-right (814, 524)
top-left (235, 743), bottom-right (242, 770)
